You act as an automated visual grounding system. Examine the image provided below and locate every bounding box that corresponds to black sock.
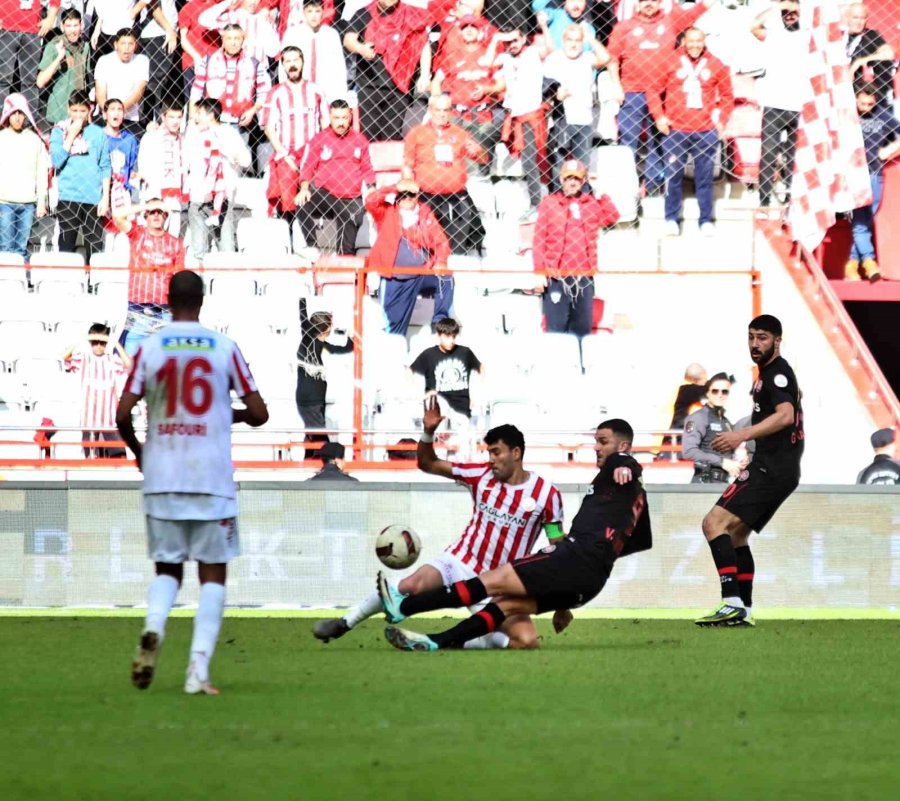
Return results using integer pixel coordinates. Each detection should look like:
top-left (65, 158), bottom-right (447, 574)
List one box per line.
top-left (398, 578), bottom-right (488, 617)
top-left (429, 603), bottom-right (507, 649)
top-left (735, 545), bottom-right (755, 608)
top-left (708, 534), bottom-right (740, 600)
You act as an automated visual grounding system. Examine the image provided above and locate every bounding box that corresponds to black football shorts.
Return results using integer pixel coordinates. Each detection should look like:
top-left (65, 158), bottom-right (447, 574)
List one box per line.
top-left (511, 537), bottom-right (612, 614)
top-left (715, 463), bottom-right (799, 532)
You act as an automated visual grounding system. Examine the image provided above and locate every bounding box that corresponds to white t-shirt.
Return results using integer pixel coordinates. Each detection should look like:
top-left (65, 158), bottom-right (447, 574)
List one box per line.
top-left (94, 52), bottom-right (151, 121)
top-left (498, 45), bottom-right (545, 117)
top-left (140, 0), bottom-right (177, 39)
top-left (755, 19), bottom-right (810, 112)
top-left (88, 0), bottom-right (137, 36)
top-left (544, 50), bottom-right (595, 126)
top-left (123, 321), bottom-right (258, 502)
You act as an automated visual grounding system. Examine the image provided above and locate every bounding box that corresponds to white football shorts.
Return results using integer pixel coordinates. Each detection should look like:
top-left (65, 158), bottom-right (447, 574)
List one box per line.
top-left (426, 552), bottom-right (488, 613)
top-left (146, 516), bottom-right (240, 564)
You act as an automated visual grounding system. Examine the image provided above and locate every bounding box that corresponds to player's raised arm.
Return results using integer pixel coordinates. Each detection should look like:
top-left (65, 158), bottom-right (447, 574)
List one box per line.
top-left (417, 396), bottom-right (454, 479)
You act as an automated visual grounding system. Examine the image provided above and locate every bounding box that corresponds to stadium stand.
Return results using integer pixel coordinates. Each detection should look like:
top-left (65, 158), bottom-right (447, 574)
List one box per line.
top-left (0, 0), bottom-right (897, 481)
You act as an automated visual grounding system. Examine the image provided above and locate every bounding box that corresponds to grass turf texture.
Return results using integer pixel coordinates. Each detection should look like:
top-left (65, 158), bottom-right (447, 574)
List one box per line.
top-left (1, 618), bottom-right (897, 801)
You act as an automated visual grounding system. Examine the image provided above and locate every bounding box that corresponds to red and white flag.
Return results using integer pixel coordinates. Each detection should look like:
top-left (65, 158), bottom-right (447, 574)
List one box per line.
top-left (788, 0), bottom-right (871, 251)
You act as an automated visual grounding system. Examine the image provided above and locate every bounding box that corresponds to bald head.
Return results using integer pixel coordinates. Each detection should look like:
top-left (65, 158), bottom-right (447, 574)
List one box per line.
top-left (685, 363), bottom-right (707, 384)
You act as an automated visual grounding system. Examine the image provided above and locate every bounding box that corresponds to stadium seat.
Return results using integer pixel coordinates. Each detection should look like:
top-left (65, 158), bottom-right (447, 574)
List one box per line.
top-left (29, 252), bottom-right (89, 295)
top-left (591, 145), bottom-right (640, 224)
top-left (236, 217), bottom-right (292, 254)
top-left (597, 229), bottom-right (659, 272)
top-left (369, 141), bottom-right (405, 188)
top-left (491, 142), bottom-right (525, 179)
top-left (0, 320), bottom-right (54, 361)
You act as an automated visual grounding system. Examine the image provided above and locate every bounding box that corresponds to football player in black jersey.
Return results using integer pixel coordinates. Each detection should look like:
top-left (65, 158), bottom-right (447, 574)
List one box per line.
top-left (376, 419), bottom-right (653, 651)
top-left (695, 315), bottom-right (804, 627)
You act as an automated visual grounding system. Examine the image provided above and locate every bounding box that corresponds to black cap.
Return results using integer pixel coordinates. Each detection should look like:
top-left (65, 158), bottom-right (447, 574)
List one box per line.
top-left (319, 441), bottom-right (346, 459)
top-left (870, 428), bottom-right (895, 449)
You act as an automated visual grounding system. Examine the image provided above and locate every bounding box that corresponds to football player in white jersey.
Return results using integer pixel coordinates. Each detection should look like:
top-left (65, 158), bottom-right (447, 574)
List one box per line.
top-left (116, 270), bottom-right (269, 695)
top-left (312, 397), bottom-right (565, 649)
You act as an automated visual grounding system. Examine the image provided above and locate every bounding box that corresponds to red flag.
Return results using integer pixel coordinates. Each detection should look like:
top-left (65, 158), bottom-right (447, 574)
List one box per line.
top-left (788, 0), bottom-right (871, 251)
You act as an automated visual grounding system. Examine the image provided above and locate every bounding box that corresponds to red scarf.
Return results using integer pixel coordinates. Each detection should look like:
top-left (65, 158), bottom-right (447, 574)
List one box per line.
top-left (160, 129), bottom-right (188, 203)
top-left (364, 1), bottom-right (429, 93)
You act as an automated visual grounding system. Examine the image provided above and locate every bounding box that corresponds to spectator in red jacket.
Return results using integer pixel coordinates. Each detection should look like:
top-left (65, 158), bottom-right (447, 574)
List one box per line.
top-left (296, 99), bottom-right (376, 255)
top-left (648, 28), bottom-right (733, 237)
top-left (0, 0), bottom-right (60, 120)
top-left (607, 0), bottom-right (714, 195)
top-left (365, 180), bottom-right (452, 336)
top-left (533, 159), bottom-right (619, 337)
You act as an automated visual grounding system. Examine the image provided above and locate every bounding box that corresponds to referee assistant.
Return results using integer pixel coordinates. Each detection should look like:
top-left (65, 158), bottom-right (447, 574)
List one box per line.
top-left (377, 418), bottom-right (653, 651)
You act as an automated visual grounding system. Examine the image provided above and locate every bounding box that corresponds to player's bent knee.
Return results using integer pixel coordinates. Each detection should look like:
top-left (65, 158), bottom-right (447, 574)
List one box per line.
top-left (156, 562), bottom-right (183, 584)
top-left (508, 632), bottom-right (541, 650)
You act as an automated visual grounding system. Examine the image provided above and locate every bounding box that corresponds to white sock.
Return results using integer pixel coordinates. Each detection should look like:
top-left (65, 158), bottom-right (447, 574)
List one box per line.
top-left (463, 632), bottom-right (510, 650)
top-left (745, 605), bottom-right (753, 618)
top-left (189, 582), bottom-right (225, 681)
top-left (343, 591), bottom-right (383, 629)
top-left (145, 574), bottom-right (179, 640)
top-left (723, 596), bottom-right (744, 609)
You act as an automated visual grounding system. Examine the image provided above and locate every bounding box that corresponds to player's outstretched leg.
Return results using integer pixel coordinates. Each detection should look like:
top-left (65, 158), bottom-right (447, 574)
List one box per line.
top-left (132, 569), bottom-right (181, 689)
top-left (185, 575), bottom-right (225, 695)
top-left (377, 572), bottom-right (489, 623)
top-left (384, 602), bottom-right (507, 652)
top-left (312, 592), bottom-right (383, 643)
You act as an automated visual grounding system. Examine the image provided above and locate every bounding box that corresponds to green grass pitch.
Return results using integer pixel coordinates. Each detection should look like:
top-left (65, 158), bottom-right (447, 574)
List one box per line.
top-left (1, 616), bottom-right (898, 801)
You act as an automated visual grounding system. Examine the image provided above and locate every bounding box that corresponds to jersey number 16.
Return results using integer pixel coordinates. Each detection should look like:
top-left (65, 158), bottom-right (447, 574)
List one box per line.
top-left (156, 356), bottom-right (214, 416)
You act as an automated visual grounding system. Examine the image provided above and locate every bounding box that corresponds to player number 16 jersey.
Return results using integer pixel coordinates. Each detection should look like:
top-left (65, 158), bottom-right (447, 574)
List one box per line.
top-left (123, 321), bottom-right (257, 498)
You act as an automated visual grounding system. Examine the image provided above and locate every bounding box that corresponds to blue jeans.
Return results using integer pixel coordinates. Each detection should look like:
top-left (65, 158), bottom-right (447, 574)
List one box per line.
top-left (0, 202), bottom-right (36, 260)
top-left (551, 122), bottom-right (593, 191)
top-left (618, 92), bottom-right (664, 193)
top-left (850, 174), bottom-right (884, 261)
top-left (662, 130), bottom-right (719, 225)
top-left (381, 274), bottom-right (454, 337)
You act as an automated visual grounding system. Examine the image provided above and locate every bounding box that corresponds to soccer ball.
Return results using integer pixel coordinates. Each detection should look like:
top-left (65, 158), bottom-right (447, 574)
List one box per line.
top-left (375, 525), bottom-right (421, 569)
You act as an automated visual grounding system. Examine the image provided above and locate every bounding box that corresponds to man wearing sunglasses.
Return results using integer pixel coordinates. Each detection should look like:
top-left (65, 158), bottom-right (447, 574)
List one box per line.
top-left (114, 197), bottom-right (186, 355)
top-left (682, 372), bottom-right (743, 484)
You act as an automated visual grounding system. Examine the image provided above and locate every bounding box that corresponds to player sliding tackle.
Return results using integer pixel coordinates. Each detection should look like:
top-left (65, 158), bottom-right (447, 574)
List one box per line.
top-left (313, 396), bottom-right (564, 649)
top-left (378, 419), bottom-right (653, 651)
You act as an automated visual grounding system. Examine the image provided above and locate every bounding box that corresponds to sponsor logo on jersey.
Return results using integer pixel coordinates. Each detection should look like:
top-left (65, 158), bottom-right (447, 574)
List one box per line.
top-left (738, 469), bottom-right (749, 481)
top-left (540, 544), bottom-right (556, 554)
top-left (476, 501), bottom-right (527, 528)
top-left (685, 420), bottom-right (695, 433)
top-left (162, 336), bottom-right (215, 351)
top-left (774, 374), bottom-right (788, 388)
top-left (521, 496), bottom-right (537, 512)
top-left (754, 379), bottom-right (763, 393)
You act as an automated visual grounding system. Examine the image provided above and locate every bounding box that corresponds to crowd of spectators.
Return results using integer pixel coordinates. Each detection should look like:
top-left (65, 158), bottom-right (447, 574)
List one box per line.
top-left (0, 0), bottom-right (893, 269)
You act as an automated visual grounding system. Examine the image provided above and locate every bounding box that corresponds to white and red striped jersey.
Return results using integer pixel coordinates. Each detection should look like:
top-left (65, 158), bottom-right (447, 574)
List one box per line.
top-left (66, 348), bottom-right (128, 429)
top-left (447, 463), bottom-right (563, 573)
top-left (123, 321), bottom-right (257, 499)
top-left (261, 81), bottom-right (328, 155)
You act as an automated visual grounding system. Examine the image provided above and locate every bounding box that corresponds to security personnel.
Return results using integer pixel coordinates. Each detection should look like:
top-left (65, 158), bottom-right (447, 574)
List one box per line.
top-left (856, 428), bottom-right (900, 485)
top-left (683, 372), bottom-right (741, 484)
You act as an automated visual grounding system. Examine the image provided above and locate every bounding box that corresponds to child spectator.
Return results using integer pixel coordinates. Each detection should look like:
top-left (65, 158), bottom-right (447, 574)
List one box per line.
top-left (49, 90), bottom-right (111, 262)
top-left (103, 99), bottom-right (140, 222)
top-left (63, 322), bottom-right (131, 458)
top-left (0, 94), bottom-right (48, 261)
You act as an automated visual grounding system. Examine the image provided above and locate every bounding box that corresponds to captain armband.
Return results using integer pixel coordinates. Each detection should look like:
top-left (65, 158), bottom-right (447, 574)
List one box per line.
top-left (544, 522), bottom-right (565, 541)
